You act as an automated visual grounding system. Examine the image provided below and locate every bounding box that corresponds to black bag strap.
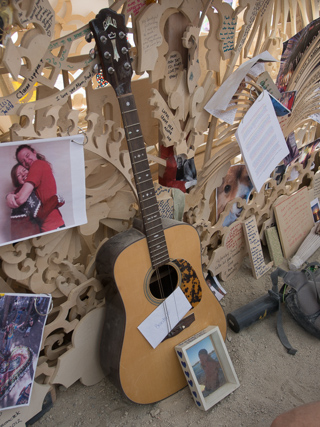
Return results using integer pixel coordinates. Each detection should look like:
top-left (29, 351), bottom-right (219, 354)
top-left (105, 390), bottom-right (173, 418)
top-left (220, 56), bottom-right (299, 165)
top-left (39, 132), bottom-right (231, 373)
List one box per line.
top-left (270, 268), bottom-right (297, 356)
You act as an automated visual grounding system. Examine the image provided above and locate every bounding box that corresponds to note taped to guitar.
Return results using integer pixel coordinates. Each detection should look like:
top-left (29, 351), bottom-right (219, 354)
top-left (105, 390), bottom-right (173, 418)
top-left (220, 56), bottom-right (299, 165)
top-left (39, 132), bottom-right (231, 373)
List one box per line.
top-left (90, 8), bottom-right (227, 404)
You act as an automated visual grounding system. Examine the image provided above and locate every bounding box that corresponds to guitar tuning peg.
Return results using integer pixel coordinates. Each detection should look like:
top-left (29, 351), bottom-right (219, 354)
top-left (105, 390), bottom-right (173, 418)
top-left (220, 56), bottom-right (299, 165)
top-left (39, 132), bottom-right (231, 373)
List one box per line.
top-left (85, 32), bottom-right (93, 43)
top-left (93, 63), bottom-right (100, 74)
top-left (89, 48), bottom-right (96, 59)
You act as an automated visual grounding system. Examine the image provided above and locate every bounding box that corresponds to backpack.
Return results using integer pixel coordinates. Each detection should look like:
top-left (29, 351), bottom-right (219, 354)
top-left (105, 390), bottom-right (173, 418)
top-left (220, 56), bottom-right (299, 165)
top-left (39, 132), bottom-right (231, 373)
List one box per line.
top-left (271, 262), bottom-right (320, 354)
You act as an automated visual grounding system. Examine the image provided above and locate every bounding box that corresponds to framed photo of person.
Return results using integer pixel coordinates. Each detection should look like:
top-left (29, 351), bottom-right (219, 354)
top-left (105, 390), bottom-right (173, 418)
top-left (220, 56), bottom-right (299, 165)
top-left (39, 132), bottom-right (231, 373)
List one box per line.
top-left (175, 326), bottom-right (239, 411)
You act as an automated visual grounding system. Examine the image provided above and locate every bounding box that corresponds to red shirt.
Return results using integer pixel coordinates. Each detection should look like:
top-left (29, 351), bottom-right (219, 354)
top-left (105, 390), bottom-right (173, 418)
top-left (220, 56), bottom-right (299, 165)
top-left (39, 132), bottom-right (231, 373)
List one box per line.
top-left (26, 160), bottom-right (64, 232)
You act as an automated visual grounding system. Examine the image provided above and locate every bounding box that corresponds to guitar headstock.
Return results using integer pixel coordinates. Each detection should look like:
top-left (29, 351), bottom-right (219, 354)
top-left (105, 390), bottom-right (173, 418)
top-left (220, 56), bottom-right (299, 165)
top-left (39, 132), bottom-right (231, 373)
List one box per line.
top-left (89, 8), bottom-right (132, 95)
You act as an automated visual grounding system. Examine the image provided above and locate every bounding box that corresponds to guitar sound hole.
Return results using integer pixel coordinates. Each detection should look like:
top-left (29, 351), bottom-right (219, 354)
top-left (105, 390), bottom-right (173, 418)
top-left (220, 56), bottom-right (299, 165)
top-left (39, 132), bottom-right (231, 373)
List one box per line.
top-left (149, 264), bottom-right (178, 300)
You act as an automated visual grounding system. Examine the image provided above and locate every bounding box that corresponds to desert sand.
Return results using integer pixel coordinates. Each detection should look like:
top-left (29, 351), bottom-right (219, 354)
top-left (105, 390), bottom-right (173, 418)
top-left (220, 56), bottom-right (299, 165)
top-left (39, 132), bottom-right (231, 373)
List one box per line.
top-left (33, 247), bottom-right (320, 427)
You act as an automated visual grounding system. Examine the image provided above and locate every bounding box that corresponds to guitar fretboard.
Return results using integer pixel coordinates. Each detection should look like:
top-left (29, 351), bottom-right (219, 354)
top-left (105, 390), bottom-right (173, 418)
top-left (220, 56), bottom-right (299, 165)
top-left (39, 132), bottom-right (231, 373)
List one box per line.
top-left (118, 94), bottom-right (170, 269)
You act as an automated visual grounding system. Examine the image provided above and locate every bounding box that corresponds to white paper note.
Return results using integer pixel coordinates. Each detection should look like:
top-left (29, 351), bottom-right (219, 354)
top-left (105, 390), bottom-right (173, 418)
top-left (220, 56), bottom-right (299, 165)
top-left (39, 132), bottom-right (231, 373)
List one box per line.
top-left (138, 287), bottom-right (192, 349)
top-left (204, 51), bottom-right (277, 113)
top-left (235, 91), bottom-right (289, 193)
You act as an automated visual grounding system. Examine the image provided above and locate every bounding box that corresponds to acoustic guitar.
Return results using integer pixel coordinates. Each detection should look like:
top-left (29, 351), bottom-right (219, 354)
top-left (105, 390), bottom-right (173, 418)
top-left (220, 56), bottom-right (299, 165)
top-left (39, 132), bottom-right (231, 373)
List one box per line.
top-left (89, 8), bottom-right (226, 404)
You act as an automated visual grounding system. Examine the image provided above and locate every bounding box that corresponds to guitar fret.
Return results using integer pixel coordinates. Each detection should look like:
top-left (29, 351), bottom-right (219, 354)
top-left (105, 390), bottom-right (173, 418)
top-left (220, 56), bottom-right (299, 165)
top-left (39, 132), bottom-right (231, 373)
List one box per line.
top-left (137, 178), bottom-right (152, 185)
top-left (133, 158), bottom-right (148, 164)
top-left (136, 168), bottom-right (150, 174)
top-left (145, 224), bottom-right (163, 232)
top-left (139, 186), bottom-right (155, 194)
top-left (150, 253), bottom-right (169, 263)
top-left (122, 108), bottom-right (137, 114)
top-left (150, 248), bottom-right (168, 258)
top-left (117, 93), bottom-right (169, 268)
top-left (141, 203), bottom-right (158, 211)
top-left (128, 135), bottom-right (143, 141)
top-left (149, 235), bottom-right (166, 244)
top-left (144, 217), bottom-right (161, 225)
top-left (149, 232), bottom-right (165, 241)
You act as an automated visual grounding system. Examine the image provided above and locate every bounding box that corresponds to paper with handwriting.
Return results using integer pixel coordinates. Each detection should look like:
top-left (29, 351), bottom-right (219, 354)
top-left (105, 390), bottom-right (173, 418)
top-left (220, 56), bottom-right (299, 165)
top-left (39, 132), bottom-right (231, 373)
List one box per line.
top-left (235, 91), bottom-right (289, 192)
top-left (138, 287), bottom-right (192, 349)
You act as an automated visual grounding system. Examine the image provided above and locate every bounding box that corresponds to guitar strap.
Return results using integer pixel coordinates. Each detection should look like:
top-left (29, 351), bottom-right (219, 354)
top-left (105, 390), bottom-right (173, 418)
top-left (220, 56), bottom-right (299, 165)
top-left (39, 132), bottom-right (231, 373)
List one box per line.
top-left (270, 268), bottom-right (297, 355)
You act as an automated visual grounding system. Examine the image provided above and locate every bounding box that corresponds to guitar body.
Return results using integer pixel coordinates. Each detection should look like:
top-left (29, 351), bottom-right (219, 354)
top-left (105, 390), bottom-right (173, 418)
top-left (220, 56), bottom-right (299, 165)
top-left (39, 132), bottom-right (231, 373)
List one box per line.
top-left (89, 8), bottom-right (226, 404)
top-left (96, 218), bottom-right (226, 404)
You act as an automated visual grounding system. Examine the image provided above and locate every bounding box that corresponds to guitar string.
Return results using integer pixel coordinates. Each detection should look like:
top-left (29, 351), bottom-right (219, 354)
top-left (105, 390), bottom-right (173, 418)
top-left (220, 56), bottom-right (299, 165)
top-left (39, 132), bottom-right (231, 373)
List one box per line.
top-left (155, 267), bottom-right (172, 334)
top-left (121, 93), bottom-right (181, 336)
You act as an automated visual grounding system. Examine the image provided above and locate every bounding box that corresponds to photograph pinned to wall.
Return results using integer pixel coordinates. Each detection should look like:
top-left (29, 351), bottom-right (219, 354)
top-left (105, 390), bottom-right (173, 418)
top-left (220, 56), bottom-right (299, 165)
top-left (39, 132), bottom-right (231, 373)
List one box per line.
top-left (0, 135), bottom-right (87, 247)
top-left (175, 154), bottom-right (197, 190)
top-left (175, 326), bottom-right (240, 411)
top-left (268, 92), bottom-right (291, 117)
top-left (311, 198), bottom-right (320, 223)
top-left (205, 273), bottom-right (227, 301)
top-left (279, 91), bottom-right (296, 111)
top-left (271, 164), bottom-right (286, 185)
top-left (216, 164), bottom-right (253, 227)
top-left (0, 293), bottom-right (51, 410)
top-left (276, 17), bottom-right (320, 93)
top-left (294, 139), bottom-right (320, 169)
top-left (158, 146), bottom-right (197, 193)
top-left (283, 132), bottom-right (299, 166)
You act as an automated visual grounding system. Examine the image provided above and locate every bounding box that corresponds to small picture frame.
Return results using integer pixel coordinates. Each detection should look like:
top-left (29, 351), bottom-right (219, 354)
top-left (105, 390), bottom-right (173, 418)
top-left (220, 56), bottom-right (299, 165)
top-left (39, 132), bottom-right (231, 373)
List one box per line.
top-left (311, 198), bottom-right (320, 223)
top-left (175, 326), bottom-right (239, 411)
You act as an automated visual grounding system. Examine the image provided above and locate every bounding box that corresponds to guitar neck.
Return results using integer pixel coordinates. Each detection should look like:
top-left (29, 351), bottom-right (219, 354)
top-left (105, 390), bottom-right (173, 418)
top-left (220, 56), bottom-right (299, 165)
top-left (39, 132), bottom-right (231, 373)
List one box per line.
top-left (118, 93), bottom-right (170, 269)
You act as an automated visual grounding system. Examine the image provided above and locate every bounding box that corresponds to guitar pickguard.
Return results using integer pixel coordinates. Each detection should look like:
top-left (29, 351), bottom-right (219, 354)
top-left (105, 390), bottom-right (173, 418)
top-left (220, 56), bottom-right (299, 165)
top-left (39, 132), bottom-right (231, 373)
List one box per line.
top-left (172, 259), bottom-right (202, 307)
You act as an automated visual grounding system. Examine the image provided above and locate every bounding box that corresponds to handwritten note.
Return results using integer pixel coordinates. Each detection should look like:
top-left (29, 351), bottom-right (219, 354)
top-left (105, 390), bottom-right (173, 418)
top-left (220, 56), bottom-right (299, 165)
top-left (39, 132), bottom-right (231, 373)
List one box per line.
top-left (158, 105), bottom-right (174, 145)
top-left (127, 0), bottom-right (146, 16)
top-left (243, 216), bottom-right (273, 279)
top-left (273, 187), bottom-right (315, 259)
top-left (219, 15), bottom-right (236, 53)
top-left (138, 287), bottom-right (192, 349)
top-left (0, 409), bottom-right (24, 427)
top-left (166, 51), bottom-right (183, 91)
top-left (256, 71), bottom-right (281, 99)
top-left (18, 0), bottom-right (55, 37)
top-left (235, 0), bottom-right (272, 53)
top-left (137, 11), bottom-right (162, 70)
top-left (235, 91), bottom-right (289, 192)
top-left (204, 51), bottom-right (277, 112)
top-left (209, 222), bottom-right (247, 281)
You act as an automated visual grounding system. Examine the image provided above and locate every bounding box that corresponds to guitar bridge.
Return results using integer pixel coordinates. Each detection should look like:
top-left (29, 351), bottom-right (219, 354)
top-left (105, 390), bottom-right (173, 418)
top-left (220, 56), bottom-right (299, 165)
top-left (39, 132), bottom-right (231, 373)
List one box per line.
top-left (162, 313), bottom-right (195, 341)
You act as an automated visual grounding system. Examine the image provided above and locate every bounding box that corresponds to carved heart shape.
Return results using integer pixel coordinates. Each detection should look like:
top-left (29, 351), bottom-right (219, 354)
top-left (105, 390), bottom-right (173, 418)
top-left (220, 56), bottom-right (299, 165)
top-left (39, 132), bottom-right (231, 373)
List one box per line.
top-left (177, 351), bottom-right (183, 358)
top-left (193, 391), bottom-right (197, 398)
top-left (196, 401), bottom-right (201, 406)
top-left (181, 361), bottom-right (186, 368)
top-left (184, 371), bottom-right (190, 378)
top-left (188, 379), bottom-right (193, 387)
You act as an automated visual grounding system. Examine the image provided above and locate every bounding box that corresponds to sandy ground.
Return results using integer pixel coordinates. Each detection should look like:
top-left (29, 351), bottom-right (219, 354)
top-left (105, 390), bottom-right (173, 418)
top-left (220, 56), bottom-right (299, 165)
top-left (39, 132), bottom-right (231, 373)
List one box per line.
top-left (32, 247), bottom-right (320, 427)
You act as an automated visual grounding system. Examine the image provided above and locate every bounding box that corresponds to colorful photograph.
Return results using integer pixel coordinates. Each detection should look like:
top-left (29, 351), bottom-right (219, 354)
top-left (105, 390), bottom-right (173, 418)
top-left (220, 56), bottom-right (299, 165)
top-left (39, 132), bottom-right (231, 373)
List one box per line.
top-left (276, 17), bottom-right (320, 93)
top-left (294, 139), bottom-right (320, 169)
top-left (0, 136), bottom-right (86, 247)
top-left (216, 164), bottom-right (253, 227)
top-left (186, 336), bottom-right (226, 398)
top-left (205, 274), bottom-right (227, 301)
top-left (311, 198), bottom-right (320, 223)
top-left (283, 132), bottom-right (299, 166)
top-left (0, 294), bottom-right (51, 410)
